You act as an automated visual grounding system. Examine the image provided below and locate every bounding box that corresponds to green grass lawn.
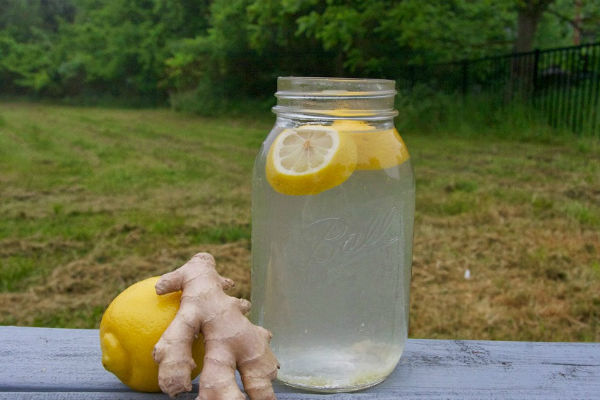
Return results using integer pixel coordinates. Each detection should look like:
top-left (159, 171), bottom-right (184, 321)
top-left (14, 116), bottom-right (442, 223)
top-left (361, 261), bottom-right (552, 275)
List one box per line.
top-left (1, 102), bottom-right (599, 341)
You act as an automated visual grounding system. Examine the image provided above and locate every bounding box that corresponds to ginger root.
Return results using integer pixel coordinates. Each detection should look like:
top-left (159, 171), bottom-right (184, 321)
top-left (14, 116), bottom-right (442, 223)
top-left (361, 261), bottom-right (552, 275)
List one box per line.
top-left (152, 252), bottom-right (279, 400)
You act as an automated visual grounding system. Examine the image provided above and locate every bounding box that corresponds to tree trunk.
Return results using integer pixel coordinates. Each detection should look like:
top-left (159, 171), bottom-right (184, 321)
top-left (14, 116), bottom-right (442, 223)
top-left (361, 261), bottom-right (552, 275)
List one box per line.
top-left (509, 0), bottom-right (555, 99)
top-left (514, 0), bottom-right (556, 53)
top-left (334, 51), bottom-right (344, 77)
top-left (573, 0), bottom-right (582, 45)
top-left (515, 11), bottom-right (540, 53)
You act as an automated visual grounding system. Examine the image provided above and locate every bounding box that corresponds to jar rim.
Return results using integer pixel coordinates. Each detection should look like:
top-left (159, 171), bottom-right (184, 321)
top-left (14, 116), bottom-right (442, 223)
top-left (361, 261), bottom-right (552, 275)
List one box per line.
top-left (275, 76), bottom-right (397, 99)
top-left (274, 77), bottom-right (398, 120)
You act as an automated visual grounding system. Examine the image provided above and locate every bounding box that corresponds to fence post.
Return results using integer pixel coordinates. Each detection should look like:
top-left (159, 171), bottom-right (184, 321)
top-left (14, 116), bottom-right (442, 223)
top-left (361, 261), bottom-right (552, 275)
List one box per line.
top-left (532, 49), bottom-right (540, 100)
top-left (461, 60), bottom-right (469, 96)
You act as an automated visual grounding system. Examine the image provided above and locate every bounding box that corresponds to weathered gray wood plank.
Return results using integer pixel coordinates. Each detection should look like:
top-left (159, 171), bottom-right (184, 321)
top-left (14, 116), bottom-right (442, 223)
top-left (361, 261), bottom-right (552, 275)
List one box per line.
top-left (0, 326), bottom-right (599, 399)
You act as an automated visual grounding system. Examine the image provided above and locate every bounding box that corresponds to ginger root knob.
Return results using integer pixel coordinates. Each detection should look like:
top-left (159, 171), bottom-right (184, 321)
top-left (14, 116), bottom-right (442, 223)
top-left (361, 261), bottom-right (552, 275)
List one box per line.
top-left (153, 252), bottom-right (279, 400)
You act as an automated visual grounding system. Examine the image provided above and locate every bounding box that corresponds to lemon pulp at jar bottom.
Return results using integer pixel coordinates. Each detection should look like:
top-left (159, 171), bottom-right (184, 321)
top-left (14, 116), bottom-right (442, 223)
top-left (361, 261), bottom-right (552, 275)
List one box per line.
top-left (251, 77), bottom-right (415, 393)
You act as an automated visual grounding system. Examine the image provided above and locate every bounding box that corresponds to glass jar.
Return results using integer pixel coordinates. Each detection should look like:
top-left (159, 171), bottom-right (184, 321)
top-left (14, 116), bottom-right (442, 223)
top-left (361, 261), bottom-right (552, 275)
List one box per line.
top-left (250, 77), bottom-right (415, 393)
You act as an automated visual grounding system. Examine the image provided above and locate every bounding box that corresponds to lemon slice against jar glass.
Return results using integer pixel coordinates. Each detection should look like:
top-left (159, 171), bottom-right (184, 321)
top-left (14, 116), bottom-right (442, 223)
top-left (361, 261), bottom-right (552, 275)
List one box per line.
top-left (265, 125), bottom-right (357, 196)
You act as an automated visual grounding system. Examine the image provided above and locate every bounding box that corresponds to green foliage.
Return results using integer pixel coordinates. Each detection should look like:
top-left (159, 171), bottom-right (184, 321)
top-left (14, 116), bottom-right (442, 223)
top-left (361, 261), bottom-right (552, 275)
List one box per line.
top-left (51, 0), bottom-right (193, 99)
top-left (0, 29), bottom-right (56, 94)
top-left (0, 0), bottom-right (212, 101)
top-left (0, 0), bottom-right (598, 108)
top-left (394, 84), bottom-right (587, 140)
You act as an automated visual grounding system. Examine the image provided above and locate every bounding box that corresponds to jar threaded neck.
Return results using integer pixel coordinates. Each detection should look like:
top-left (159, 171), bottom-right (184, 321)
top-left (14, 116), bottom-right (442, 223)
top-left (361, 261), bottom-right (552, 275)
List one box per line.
top-left (273, 77), bottom-right (398, 121)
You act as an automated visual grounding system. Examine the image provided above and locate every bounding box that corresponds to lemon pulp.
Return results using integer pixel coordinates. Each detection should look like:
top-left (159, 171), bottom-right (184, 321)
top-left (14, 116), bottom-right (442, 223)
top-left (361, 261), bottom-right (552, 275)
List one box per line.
top-left (265, 125), bottom-right (357, 196)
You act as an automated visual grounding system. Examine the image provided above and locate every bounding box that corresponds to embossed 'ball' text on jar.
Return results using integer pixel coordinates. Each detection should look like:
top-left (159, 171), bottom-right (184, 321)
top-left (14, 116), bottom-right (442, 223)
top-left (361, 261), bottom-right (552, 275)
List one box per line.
top-left (250, 77), bottom-right (415, 393)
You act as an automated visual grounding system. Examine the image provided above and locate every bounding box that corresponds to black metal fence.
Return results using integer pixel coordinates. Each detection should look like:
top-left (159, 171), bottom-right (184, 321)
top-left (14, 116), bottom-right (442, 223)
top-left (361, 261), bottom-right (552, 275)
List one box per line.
top-left (399, 43), bottom-right (600, 136)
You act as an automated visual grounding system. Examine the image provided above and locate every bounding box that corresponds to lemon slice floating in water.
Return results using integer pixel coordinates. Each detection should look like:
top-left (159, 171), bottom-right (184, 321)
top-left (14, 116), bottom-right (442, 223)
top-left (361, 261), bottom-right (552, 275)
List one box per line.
top-left (332, 120), bottom-right (410, 170)
top-left (266, 125), bottom-right (357, 195)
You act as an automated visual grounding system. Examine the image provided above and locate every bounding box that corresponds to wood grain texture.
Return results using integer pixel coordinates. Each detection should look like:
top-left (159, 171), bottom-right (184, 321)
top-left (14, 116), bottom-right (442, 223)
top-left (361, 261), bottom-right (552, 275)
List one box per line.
top-left (0, 326), bottom-right (598, 399)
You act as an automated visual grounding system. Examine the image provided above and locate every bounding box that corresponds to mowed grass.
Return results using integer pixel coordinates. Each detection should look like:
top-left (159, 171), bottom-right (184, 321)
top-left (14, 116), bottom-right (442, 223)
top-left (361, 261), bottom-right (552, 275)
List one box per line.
top-left (1, 102), bottom-right (599, 341)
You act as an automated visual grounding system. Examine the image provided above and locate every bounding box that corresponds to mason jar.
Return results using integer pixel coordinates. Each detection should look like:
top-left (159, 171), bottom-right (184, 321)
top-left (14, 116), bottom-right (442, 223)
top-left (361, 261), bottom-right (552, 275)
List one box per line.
top-left (250, 77), bottom-right (415, 392)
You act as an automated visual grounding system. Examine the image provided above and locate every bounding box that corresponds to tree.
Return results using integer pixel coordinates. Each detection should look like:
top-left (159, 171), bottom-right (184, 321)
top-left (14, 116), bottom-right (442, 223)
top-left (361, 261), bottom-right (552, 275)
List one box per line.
top-left (1, 0), bottom-right (598, 105)
top-left (545, 0), bottom-right (600, 46)
top-left (247, 0), bottom-right (517, 73)
top-left (515, 0), bottom-right (556, 53)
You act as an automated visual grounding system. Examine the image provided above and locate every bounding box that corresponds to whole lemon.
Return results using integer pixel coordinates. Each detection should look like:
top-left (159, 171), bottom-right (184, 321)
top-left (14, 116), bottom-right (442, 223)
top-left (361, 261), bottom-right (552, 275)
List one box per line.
top-left (100, 277), bottom-right (204, 392)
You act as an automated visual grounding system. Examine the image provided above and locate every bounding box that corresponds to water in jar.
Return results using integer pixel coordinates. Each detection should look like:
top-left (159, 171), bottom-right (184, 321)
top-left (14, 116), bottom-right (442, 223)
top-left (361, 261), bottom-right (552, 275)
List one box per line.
top-left (251, 122), bottom-right (415, 392)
